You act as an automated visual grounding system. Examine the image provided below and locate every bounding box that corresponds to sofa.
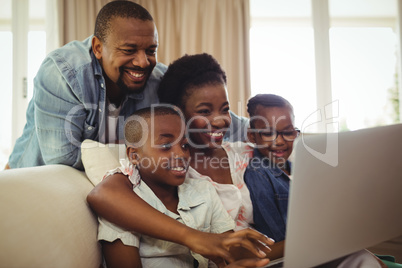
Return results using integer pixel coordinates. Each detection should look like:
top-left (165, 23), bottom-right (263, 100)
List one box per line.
top-left (0, 140), bottom-right (126, 268)
top-left (1, 140), bottom-right (402, 267)
top-left (0, 164), bottom-right (101, 267)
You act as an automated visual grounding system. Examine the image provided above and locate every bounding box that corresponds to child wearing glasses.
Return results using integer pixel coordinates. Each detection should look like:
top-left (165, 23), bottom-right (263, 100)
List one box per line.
top-left (245, 93), bottom-right (299, 243)
top-left (244, 94), bottom-right (389, 267)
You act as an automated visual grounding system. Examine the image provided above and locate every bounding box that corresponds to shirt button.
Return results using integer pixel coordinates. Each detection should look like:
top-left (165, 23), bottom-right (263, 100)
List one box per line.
top-left (99, 109), bottom-right (102, 112)
top-left (100, 83), bottom-right (104, 88)
top-left (88, 126), bottom-right (93, 130)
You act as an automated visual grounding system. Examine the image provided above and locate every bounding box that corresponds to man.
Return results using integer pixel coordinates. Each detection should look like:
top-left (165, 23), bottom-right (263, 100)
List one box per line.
top-left (6, 1), bottom-right (248, 170)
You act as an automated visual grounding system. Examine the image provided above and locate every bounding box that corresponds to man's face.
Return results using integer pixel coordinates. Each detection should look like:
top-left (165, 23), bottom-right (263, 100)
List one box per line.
top-left (94, 17), bottom-right (158, 94)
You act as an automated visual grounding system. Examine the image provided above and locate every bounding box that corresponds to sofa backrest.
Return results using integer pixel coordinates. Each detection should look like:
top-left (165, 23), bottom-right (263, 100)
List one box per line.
top-left (0, 164), bottom-right (101, 268)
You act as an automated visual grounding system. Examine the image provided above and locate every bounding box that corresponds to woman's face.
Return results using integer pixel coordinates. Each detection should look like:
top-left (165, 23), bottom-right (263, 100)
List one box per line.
top-left (182, 83), bottom-right (232, 149)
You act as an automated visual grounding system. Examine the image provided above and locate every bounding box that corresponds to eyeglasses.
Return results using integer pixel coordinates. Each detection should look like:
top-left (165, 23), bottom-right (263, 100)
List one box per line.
top-left (257, 128), bottom-right (300, 142)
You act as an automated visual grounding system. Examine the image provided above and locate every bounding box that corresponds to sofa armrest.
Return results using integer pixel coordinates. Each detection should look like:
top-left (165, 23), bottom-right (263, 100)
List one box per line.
top-left (0, 165), bottom-right (101, 268)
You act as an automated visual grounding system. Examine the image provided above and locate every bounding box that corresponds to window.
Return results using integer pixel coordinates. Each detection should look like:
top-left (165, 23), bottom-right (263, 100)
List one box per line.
top-left (0, 0), bottom-right (12, 169)
top-left (0, 0), bottom-right (46, 168)
top-left (250, 0), bottom-right (400, 133)
top-left (330, 27), bottom-right (397, 131)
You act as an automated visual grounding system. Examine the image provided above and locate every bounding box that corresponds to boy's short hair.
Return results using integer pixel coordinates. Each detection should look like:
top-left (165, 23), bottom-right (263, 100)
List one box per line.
top-left (247, 94), bottom-right (294, 128)
top-left (124, 105), bottom-right (182, 146)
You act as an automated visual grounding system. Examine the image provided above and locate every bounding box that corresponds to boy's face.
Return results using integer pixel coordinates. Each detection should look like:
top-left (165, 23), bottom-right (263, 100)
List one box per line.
top-left (128, 114), bottom-right (190, 189)
top-left (248, 105), bottom-right (297, 165)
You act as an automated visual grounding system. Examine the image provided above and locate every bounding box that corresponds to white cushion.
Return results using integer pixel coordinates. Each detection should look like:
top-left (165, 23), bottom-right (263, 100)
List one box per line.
top-left (81, 139), bottom-right (126, 185)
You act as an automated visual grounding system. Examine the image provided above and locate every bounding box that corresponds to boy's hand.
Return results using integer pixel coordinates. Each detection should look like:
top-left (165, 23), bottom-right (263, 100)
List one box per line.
top-left (183, 228), bottom-right (274, 263)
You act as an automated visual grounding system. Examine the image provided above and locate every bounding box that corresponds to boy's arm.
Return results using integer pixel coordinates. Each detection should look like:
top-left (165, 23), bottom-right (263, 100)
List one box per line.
top-left (87, 173), bottom-right (272, 261)
top-left (242, 169), bottom-right (286, 260)
top-left (245, 168), bottom-right (287, 242)
top-left (101, 240), bottom-right (142, 268)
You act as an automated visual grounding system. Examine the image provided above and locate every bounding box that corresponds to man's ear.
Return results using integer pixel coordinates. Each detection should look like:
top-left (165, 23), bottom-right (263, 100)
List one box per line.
top-left (92, 36), bottom-right (103, 60)
top-left (247, 128), bottom-right (257, 144)
top-left (127, 146), bottom-right (140, 165)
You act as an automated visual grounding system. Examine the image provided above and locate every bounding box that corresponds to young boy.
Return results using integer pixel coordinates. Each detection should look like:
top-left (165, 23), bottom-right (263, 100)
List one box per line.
top-left (244, 94), bottom-right (298, 243)
top-left (97, 105), bottom-right (272, 268)
top-left (244, 94), bottom-right (387, 267)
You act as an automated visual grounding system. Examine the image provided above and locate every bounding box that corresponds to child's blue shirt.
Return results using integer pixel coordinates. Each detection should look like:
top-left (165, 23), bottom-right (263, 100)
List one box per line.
top-left (244, 148), bottom-right (291, 242)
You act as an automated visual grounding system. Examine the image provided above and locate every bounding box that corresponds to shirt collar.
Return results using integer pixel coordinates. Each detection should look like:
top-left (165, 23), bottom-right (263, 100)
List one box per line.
top-left (127, 91), bottom-right (144, 100)
top-left (91, 49), bottom-right (103, 78)
top-left (177, 180), bottom-right (206, 210)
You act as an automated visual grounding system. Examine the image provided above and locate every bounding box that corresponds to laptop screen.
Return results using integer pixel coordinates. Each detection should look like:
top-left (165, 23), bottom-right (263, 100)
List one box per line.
top-left (282, 124), bottom-right (402, 268)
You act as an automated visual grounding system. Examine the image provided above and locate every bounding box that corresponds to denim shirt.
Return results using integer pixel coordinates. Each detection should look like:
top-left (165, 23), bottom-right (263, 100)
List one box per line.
top-left (9, 35), bottom-right (248, 170)
top-left (244, 148), bottom-right (291, 242)
top-left (224, 111), bottom-right (249, 143)
top-left (8, 36), bottom-right (166, 170)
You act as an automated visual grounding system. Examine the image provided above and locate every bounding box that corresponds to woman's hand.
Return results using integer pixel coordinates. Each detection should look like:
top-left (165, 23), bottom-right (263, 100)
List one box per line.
top-left (183, 228), bottom-right (274, 263)
top-left (225, 258), bottom-right (270, 268)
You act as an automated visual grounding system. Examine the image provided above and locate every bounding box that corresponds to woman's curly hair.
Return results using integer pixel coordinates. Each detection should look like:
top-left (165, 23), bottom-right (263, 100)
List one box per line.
top-left (157, 53), bottom-right (227, 109)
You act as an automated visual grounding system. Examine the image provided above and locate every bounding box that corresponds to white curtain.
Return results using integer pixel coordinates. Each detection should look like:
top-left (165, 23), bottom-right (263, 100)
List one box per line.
top-left (51, 0), bottom-right (251, 115)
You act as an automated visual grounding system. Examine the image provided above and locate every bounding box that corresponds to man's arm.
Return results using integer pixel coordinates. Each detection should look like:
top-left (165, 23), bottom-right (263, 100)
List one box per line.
top-left (33, 57), bottom-right (89, 169)
top-left (87, 173), bottom-right (273, 261)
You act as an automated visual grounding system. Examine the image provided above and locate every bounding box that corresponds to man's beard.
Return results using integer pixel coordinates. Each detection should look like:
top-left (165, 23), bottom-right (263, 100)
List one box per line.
top-left (116, 67), bottom-right (147, 95)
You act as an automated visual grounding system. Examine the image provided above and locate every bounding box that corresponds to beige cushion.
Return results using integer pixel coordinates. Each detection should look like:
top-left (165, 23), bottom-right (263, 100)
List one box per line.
top-left (81, 139), bottom-right (126, 186)
top-left (0, 165), bottom-right (101, 268)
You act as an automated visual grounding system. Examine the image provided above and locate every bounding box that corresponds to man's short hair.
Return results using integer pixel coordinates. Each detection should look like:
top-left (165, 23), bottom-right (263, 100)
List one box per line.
top-left (94, 1), bottom-right (153, 43)
top-left (157, 53), bottom-right (227, 109)
top-left (124, 105), bottom-right (182, 146)
top-left (247, 94), bottom-right (294, 128)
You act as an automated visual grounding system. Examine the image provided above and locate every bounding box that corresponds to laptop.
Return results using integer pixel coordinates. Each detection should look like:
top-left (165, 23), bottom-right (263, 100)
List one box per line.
top-left (265, 124), bottom-right (402, 268)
